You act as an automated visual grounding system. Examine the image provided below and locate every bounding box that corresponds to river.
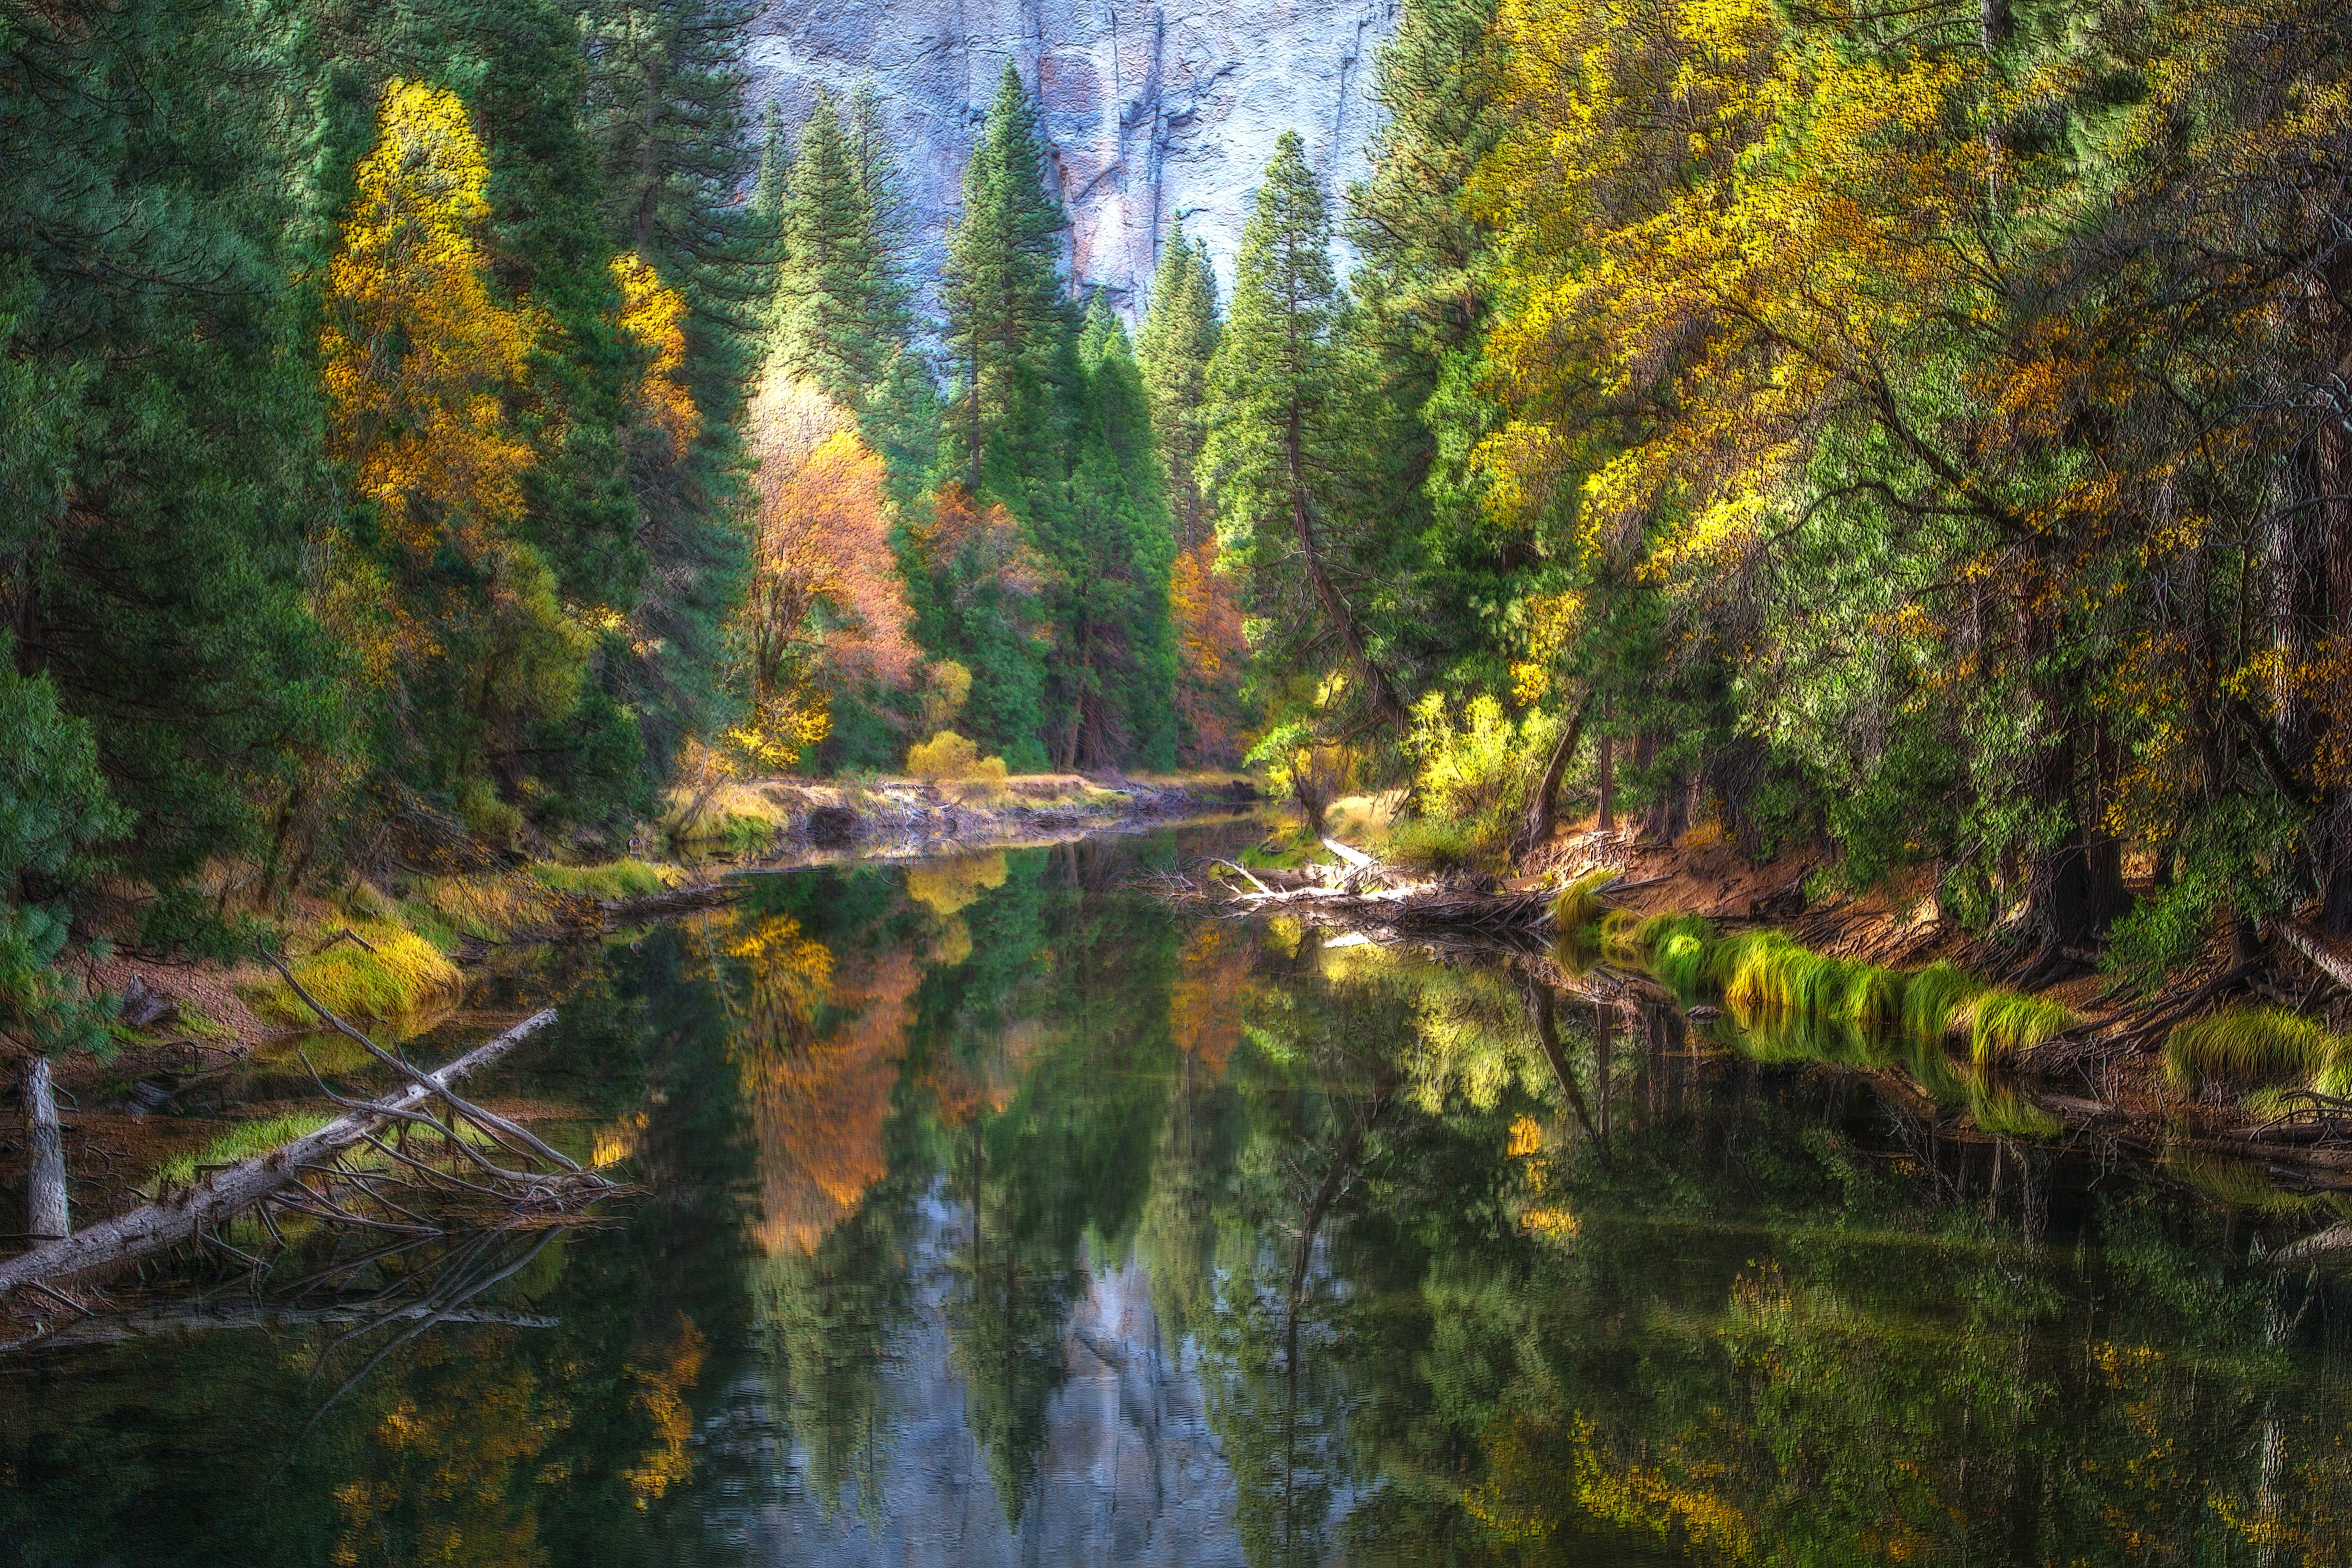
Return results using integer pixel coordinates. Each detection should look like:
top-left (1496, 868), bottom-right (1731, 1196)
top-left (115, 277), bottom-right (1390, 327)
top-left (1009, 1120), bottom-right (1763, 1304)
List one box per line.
top-left (6, 821), bottom-right (2351, 1564)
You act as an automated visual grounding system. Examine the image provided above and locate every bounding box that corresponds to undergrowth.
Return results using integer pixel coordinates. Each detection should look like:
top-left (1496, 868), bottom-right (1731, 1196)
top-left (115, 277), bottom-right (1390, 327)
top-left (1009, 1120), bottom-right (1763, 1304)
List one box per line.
top-left (245, 920), bottom-right (460, 1024)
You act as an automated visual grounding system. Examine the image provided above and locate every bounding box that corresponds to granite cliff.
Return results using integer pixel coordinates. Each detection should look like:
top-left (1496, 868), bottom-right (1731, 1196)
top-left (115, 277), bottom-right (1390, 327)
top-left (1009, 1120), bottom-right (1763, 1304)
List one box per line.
top-left (746, 0), bottom-right (1400, 314)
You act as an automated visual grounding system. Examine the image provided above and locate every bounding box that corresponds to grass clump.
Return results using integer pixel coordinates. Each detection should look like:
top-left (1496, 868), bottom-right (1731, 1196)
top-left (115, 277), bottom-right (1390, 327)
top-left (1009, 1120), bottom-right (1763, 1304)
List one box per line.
top-left (1955, 990), bottom-right (2077, 1065)
top-left (247, 920), bottom-right (461, 1025)
top-left (1597, 910), bottom-right (1719, 994)
top-left (1900, 961), bottom-right (1985, 1041)
top-left (157, 1113), bottom-right (333, 1188)
top-left (1549, 866), bottom-right (1621, 934)
top-left (412, 873), bottom-right (555, 944)
top-left (2164, 1006), bottom-right (2348, 1095)
top-left (532, 858), bottom-right (671, 900)
top-left (1708, 928), bottom-right (1912, 1032)
top-left (1389, 815), bottom-right (1497, 873)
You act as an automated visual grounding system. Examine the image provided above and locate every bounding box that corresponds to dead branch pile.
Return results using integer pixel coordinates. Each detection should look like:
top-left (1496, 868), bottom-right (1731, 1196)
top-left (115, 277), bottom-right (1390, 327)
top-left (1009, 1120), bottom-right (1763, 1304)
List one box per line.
top-left (1150, 836), bottom-right (1563, 947)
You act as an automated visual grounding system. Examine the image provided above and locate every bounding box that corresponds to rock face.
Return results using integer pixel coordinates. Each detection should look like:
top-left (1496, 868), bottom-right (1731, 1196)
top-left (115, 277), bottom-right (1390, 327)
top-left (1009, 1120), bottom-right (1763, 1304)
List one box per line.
top-left (745, 0), bottom-right (1400, 316)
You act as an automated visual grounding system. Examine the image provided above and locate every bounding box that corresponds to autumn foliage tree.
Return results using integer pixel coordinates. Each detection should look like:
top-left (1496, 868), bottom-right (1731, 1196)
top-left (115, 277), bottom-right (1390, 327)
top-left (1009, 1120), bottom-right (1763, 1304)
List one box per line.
top-left (321, 80), bottom-right (590, 814)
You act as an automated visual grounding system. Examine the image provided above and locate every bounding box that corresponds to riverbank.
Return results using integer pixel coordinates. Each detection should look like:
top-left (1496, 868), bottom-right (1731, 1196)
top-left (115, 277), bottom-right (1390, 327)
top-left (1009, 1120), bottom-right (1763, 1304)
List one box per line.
top-left (3, 773), bottom-right (1262, 1238)
top-left (1212, 809), bottom-right (2352, 1183)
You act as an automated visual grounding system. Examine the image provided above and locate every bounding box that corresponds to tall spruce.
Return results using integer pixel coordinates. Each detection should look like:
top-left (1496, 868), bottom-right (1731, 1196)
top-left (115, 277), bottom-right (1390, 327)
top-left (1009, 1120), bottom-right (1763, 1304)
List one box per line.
top-left (773, 89), bottom-right (888, 405)
top-left (1136, 227), bottom-right (1222, 551)
top-left (1206, 131), bottom-right (1411, 736)
top-left (941, 62), bottom-right (1072, 499)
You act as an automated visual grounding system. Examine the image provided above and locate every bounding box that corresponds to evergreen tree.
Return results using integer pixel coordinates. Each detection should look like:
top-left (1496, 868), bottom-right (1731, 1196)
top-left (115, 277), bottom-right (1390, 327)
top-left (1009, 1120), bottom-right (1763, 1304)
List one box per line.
top-left (941, 62), bottom-right (1072, 499)
top-left (843, 79), bottom-right (916, 349)
top-left (773, 89), bottom-right (890, 405)
top-left (1136, 225), bottom-right (1222, 551)
top-left (1206, 131), bottom-right (1412, 738)
top-left (1037, 300), bottom-right (1179, 770)
top-left (2, 0), bottom-right (350, 938)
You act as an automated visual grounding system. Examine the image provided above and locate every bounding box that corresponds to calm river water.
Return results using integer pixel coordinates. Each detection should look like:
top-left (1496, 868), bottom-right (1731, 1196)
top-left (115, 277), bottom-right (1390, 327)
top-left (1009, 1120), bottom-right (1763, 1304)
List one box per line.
top-left (7, 822), bottom-right (2352, 1565)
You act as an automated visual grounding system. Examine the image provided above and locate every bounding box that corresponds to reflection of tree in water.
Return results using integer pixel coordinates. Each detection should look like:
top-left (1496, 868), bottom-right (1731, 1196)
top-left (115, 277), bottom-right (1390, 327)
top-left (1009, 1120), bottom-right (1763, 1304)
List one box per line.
top-left (930, 839), bottom-right (1194, 1525)
top-left (1184, 928), bottom-right (1413, 1568)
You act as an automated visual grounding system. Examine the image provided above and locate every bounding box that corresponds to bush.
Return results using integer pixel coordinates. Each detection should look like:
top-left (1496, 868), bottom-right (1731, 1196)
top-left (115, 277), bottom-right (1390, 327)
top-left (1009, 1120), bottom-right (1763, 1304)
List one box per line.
top-left (907, 731), bottom-right (1009, 781)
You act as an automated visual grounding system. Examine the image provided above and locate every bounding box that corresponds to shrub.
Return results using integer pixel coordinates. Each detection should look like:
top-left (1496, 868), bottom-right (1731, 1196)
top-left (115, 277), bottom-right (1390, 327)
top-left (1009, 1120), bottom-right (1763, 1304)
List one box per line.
top-left (1387, 816), bottom-right (1490, 873)
top-left (907, 731), bottom-right (1009, 781)
top-left (453, 776), bottom-right (523, 847)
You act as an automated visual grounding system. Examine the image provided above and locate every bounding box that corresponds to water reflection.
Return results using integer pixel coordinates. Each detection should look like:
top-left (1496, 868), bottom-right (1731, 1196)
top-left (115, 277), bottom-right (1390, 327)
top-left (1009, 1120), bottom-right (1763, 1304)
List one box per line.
top-left (10, 826), bottom-right (2352, 1565)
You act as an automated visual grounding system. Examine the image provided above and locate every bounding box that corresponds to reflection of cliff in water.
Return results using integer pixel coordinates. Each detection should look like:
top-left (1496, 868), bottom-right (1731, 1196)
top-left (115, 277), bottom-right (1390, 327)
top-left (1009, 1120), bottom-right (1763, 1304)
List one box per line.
top-left (750, 1187), bottom-right (1247, 1566)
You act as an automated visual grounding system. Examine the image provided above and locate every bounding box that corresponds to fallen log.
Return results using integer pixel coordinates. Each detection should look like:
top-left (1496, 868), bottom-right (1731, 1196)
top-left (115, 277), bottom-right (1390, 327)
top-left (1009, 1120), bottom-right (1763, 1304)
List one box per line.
top-left (0, 1009), bottom-right (557, 1297)
top-left (2280, 918), bottom-right (2352, 993)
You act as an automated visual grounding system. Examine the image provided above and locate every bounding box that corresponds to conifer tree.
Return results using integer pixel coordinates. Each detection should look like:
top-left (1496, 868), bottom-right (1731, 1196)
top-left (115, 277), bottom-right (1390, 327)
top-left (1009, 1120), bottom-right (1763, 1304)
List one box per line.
top-left (844, 79), bottom-right (916, 348)
top-left (1038, 299), bottom-right (1179, 770)
top-left (941, 62), bottom-right (1072, 498)
top-left (1206, 131), bottom-right (1411, 736)
top-left (1136, 226), bottom-right (1222, 551)
top-left (773, 89), bottom-right (887, 405)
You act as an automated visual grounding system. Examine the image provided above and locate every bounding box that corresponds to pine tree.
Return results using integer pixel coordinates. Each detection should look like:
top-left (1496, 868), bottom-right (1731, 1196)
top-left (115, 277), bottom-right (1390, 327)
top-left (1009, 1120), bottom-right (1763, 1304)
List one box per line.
top-left (773, 89), bottom-right (887, 405)
top-left (1136, 225), bottom-right (1221, 551)
top-left (1, 0), bottom-right (351, 937)
top-left (1037, 298), bottom-right (1179, 770)
top-left (843, 79), bottom-right (915, 349)
top-left (1206, 131), bottom-right (1411, 736)
top-left (941, 62), bottom-right (1072, 499)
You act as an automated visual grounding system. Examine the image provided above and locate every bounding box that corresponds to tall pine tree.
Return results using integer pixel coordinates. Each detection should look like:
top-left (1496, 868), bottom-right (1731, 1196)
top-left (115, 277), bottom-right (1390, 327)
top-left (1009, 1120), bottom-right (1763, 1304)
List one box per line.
top-left (1206, 131), bottom-right (1411, 737)
top-left (772, 89), bottom-right (889, 405)
top-left (1136, 225), bottom-right (1221, 552)
top-left (940, 62), bottom-right (1072, 500)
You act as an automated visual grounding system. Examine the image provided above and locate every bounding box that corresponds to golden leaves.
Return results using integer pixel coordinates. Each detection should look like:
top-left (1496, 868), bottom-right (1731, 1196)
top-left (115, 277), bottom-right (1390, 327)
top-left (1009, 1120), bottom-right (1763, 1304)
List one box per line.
top-left (322, 80), bottom-right (535, 563)
top-left (611, 253), bottom-right (699, 454)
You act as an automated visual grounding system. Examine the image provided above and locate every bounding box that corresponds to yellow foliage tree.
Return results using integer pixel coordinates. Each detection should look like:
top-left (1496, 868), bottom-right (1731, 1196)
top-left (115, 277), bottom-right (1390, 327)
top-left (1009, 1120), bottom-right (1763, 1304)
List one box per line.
top-left (611, 252), bottom-right (699, 456)
top-left (321, 80), bottom-right (535, 564)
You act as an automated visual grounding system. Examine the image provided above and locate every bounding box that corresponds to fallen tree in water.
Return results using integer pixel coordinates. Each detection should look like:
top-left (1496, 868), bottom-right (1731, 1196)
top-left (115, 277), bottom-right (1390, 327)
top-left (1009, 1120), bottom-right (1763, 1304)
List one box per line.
top-left (1154, 836), bottom-right (1578, 947)
top-left (0, 985), bottom-right (611, 1312)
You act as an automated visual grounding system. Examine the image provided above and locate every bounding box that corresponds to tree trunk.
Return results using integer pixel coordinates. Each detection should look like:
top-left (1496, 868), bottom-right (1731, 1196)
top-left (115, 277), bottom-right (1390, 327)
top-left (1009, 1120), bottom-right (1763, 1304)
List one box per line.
top-left (24, 1057), bottom-right (66, 1242)
top-left (0, 1009), bottom-right (557, 1296)
top-left (1285, 407), bottom-right (1410, 734)
top-left (1596, 729), bottom-right (1615, 831)
top-left (1513, 688), bottom-right (1593, 859)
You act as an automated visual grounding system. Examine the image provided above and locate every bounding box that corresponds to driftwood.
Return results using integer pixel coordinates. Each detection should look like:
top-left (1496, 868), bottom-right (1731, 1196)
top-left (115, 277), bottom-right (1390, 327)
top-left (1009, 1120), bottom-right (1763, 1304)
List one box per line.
top-left (0, 1009), bottom-right (561, 1298)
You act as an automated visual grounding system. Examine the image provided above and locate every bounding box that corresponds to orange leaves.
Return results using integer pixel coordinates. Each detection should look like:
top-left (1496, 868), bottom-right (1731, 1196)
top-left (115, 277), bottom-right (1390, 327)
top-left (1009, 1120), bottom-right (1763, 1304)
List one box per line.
top-left (321, 80), bottom-right (534, 564)
top-left (1168, 537), bottom-right (1249, 765)
top-left (911, 483), bottom-right (1044, 599)
top-left (611, 253), bottom-right (699, 455)
top-left (734, 376), bottom-right (921, 769)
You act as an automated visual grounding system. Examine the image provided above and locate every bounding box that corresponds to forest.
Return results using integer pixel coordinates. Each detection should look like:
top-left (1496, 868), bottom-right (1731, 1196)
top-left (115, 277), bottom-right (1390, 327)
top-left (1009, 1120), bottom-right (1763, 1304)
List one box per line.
top-left (7, 0), bottom-right (2352, 1075)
